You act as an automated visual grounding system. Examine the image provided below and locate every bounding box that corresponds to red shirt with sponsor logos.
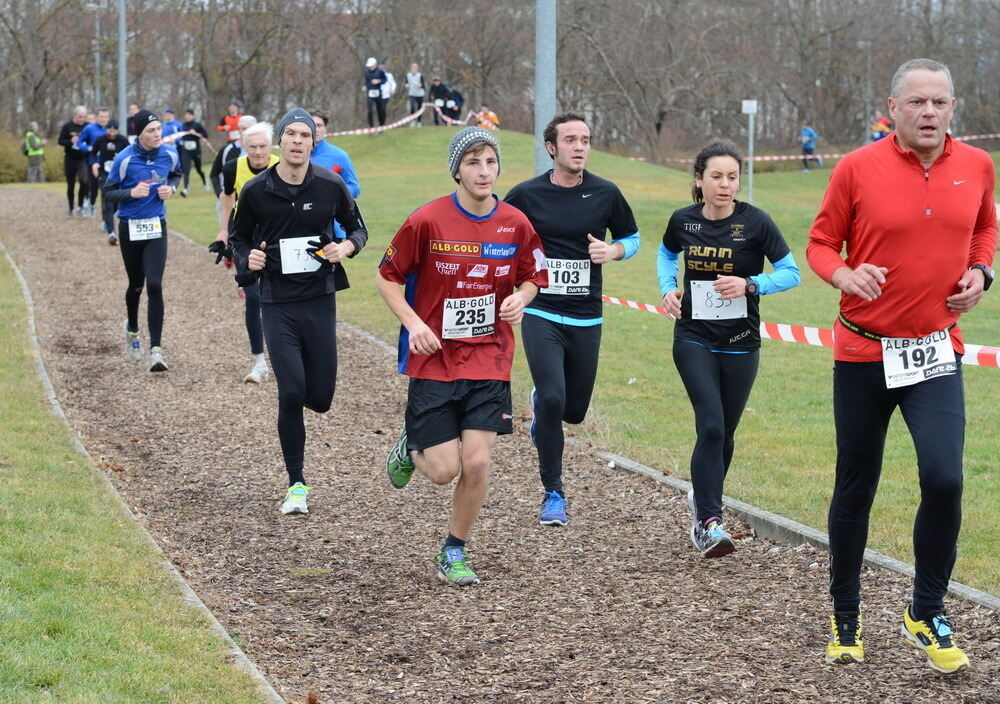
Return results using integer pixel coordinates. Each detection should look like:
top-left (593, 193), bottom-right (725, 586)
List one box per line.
top-left (807, 134), bottom-right (996, 362)
top-left (378, 193), bottom-right (549, 381)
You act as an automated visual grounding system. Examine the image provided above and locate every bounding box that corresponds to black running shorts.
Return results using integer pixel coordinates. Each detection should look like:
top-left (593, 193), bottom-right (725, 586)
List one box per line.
top-left (405, 378), bottom-right (513, 451)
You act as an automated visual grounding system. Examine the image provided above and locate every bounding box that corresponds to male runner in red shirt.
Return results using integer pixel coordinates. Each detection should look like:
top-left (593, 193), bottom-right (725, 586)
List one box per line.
top-left (808, 58), bottom-right (995, 673)
top-left (376, 127), bottom-right (548, 585)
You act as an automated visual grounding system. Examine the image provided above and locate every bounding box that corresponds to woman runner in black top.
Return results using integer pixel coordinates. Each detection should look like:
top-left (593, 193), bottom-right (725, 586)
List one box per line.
top-left (657, 140), bottom-right (800, 557)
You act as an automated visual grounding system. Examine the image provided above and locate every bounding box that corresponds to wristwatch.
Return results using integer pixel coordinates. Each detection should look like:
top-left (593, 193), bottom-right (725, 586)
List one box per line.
top-left (970, 264), bottom-right (995, 291)
top-left (745, 278), bottom-right (758, 296)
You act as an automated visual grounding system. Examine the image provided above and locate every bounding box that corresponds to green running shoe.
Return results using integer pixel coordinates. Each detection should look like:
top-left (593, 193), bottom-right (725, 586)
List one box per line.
top-left (280, 482), bottom-right (311, 515)
top-left (386, 427), bottom-right (416, 489)
top-left (436, 546), bottom-right (480, 586)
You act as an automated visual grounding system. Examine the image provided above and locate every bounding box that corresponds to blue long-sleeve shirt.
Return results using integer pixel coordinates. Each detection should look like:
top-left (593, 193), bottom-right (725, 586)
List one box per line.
top-left (76, 122), bottom-right (108, 164)
top-left (103, 141), bottom-right (182, 220)
top-left (312, 139), bottom-right (361, 237)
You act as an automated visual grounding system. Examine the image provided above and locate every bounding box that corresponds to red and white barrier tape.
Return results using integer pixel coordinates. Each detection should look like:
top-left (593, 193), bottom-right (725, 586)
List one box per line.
top-left (328, 103), bottom-right (482, 136)
top-left (661, 133), bottom-right (1000, 164)
top-left (600, 294), bottom-right (1000, 368)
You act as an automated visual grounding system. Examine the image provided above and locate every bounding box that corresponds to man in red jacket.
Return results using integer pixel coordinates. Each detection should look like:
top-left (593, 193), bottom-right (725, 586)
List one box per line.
top-left (807, 58), bottom-right (996, 674)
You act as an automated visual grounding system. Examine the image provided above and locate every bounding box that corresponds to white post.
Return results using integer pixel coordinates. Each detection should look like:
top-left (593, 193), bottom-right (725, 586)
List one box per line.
top-left (742, 100), bottom-right (758, 204)
top-left (535, 0), bottom-right (557, 175)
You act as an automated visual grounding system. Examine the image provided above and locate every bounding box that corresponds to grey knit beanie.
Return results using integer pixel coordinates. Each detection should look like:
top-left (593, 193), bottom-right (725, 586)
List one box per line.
top-left (277, 107), bottom-right (316, 145)
top-left (448, 127), bottom-right (500, 178)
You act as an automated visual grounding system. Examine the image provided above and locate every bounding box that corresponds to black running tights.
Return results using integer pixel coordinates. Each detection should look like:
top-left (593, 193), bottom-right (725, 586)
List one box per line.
top-left (119, 220), bottom-right (167, 347)
top-left (521, 314), bottom-right (602, 494)
top-left (673, 340), bottom-right (759, 523)
top-left (243, 281), bottom-right (264, 355)
top-left (829, 361), bottom-right (964, 619)
top-left (261, 294), bottom-right (338, 485)
top-left (64, 158), bottom-right (88, 211)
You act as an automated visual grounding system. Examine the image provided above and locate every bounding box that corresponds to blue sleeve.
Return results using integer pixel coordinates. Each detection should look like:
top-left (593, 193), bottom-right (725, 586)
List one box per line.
top-left (339, 155), bottom-right (361, 198)
top-left (750, 252), bottom-right (800, 295)
top-left (611, 231), bottom-right (640, 260)
top-left (657, 243), bottom-right (680, 297)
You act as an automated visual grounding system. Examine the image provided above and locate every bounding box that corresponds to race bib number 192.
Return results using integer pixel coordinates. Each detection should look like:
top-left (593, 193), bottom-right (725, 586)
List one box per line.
top-left (881, 328), bottom-right (956, 389)
top-left (689, 280), bottom-right (747, 320)
top-left (442, 294), bottom-right (495, 339)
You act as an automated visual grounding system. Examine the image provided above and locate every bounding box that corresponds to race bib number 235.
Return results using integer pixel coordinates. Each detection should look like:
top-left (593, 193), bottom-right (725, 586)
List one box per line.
top-left (442, 294), bottom-right (495, 339)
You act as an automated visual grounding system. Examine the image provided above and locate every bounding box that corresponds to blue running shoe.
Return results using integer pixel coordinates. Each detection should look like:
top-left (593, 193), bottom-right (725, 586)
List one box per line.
top-left (539, 491), bottom-right (568, 526)
top-left (529, 387), bottom-right (539, 447)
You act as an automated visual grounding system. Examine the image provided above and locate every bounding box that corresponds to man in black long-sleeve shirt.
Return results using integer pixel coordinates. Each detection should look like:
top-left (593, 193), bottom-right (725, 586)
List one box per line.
top-left (231, 107), bottom-right (367, 516)
top-left (57, 106), bottom-right (89, 217)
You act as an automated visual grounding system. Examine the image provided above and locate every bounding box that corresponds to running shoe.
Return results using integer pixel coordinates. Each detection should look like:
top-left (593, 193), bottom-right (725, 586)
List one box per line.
top-left (108, 233), bottom-right (118, 246)
top-left (539, 491), bottom-right (568, 526)
top-left (123, 320), bottom-right (142, 362)
top-left (691, 518), bottom-right (736, 558)
top-left (902, 606), bottom-right (969, 674)
top-left (826, 612), bottom-right (865, 664)
top-left (180, 188), bottom-right (189, 198)
top-left (386, 427), bottom-right (416, 488)
top-left (148, 347), bottom-right (168, 372)
top-left (243, 363), bottom-right (269, 384)
top-left (280, 482), bottom-right (311, 515)
top-left (88, 206), bottom-right (95, 217)
top-left (436, 546), bottom-right (480, 586)
top-left (528, 387), bottom-right (539, 447)
top-left (66, 209), bottom-right (74, 219)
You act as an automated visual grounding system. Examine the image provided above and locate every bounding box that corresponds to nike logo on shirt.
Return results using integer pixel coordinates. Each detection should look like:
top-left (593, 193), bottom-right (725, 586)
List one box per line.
top-left (953, 180), bottom-right (966, 185)
top-left (581, 193), bottom-right (592, 198)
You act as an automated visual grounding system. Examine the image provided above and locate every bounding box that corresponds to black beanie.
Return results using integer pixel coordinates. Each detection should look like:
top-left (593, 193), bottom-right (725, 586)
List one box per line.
top-left (133, 109), bottom-right (160, 131)
top-left (106, 119), bottom-right (120, 130)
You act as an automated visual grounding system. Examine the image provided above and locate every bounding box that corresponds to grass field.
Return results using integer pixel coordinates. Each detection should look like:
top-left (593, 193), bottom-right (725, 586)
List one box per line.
top-left (0, 244), bottom-right (267, 701)
top-left (167, 128), bottom-right (999, 596)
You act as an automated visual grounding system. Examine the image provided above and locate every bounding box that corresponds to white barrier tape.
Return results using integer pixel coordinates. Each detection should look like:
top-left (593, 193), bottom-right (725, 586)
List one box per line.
top-left (328, 103), bottom-right (481, 136)
top-left (601, 294), bottom-right (1000, 367)
top-left (660, 133), bottom-right (1000, 164)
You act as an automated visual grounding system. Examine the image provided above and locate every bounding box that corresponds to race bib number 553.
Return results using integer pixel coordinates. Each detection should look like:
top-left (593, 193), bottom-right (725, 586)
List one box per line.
top-left (442, 294), bottom-right (495, 339)
top-left (128, 217), bottom-right (162, 241)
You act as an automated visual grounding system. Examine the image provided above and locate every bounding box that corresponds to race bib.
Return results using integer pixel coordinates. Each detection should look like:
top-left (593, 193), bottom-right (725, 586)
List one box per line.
top-left (540, 258), bottom-right (591, 295)
top-left (368, 89), bottom-right (381, 98)
top-left (446, 100), bottom-right (456, 109)
top-left (279, 236), bottom-right (322, 275)
top-left (228, 129), bottom-right (240, 141)
top-left (689, 280), bottom-right (747, 320)
top-left (103, 160), bottom-right (114, 173)
top-left (183, 140), bottom-right (196, 151)
top-left (881, 328), bottom-right (956, 389)
top-left (442, 293), bottom-right (495, 339)
top-left (434, 99), bottom-right (445, 107)
top-left (128, 217), bottom-right (162, 241)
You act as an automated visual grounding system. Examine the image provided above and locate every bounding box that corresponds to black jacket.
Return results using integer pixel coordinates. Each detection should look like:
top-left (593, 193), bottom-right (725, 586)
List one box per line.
top-left (58, 121), bottom-right (87, 159)
top-left (92, 134), bottom-right (130, 177)
top-left (231, 164), bottom-right (367, 303)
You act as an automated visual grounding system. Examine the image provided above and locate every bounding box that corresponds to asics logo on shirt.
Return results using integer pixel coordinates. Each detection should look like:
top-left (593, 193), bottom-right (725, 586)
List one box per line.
top-left (496, 226), bottom-right (515, 233)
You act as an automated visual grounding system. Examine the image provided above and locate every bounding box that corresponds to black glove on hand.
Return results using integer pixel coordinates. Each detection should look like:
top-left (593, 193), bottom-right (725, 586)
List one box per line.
top-left (305, 239), bottom-right (329, 265)
top-left (208, 239), bottom-right (232, 265)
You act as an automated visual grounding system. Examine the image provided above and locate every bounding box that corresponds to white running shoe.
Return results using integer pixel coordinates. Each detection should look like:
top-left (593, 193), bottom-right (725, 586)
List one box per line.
top-left (149, 347), bottom-right (168, 372)
top-left (124, 320), bottom-right (142, 362)
top-left (243, 364), bottom-right (270, 384)
top-left (281, 483), bottom-right (310, 514)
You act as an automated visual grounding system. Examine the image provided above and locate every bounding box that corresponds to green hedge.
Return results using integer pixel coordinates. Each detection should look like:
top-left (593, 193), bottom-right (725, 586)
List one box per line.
top-left (0, 132), bottom-right (66, 184)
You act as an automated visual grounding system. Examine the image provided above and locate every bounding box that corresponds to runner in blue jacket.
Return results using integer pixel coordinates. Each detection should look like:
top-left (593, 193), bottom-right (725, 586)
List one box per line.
top-left (104, 109), bottom-right (182, 373)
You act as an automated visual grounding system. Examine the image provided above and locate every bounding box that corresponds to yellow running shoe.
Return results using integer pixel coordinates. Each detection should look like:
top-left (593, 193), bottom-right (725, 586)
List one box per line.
top-left (826, 612), bottom-right (864, 664)
top-left (902, 606), bottom-right (969, 674)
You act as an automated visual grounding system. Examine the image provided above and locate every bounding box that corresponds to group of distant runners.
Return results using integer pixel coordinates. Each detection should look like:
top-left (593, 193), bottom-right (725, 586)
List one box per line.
top-left (53, 57), bottom-right (995, 676)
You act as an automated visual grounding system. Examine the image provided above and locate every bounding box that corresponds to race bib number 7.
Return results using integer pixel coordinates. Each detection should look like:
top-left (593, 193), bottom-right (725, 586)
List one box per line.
top-left (442, 294), bottom-right (495, 339)
top-left (881, 328), bottom-right (956, 389)
top-left (690, 280), bottom-right (747, 320)
top-left (128, 217), bottom-right (162, 241)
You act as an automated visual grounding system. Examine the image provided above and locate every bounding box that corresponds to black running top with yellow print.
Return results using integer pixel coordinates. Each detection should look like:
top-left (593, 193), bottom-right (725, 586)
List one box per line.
top-left (662, 201), bottom-right (790, 351)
